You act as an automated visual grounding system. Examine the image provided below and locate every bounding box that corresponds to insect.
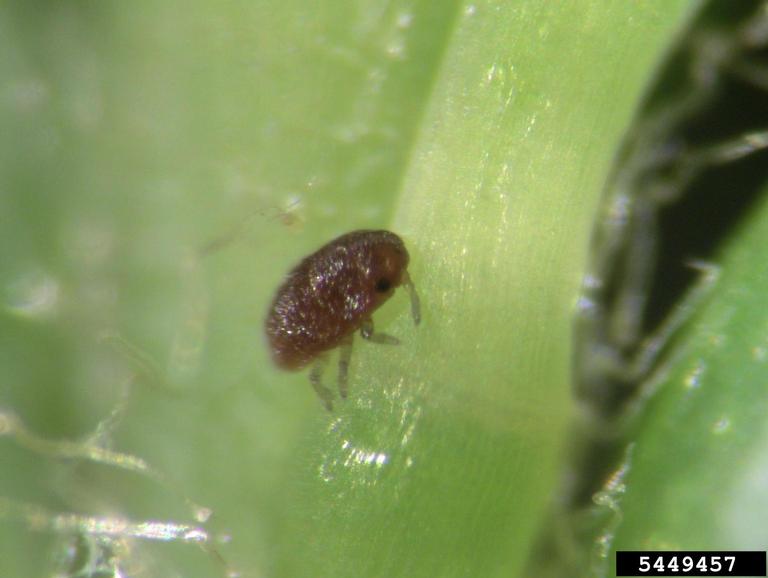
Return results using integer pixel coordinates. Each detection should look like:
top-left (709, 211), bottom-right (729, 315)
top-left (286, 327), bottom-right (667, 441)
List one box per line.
top-left (265, 230), bottom-right (420, 410)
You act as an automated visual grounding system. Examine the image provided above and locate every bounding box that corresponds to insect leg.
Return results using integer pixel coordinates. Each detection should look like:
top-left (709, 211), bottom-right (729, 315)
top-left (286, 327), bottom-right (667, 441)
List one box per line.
top-left (309, 355), bottom-right (334, 411)
top-left (360, 318), bottom-right (400, 345)
top-left (337, 335), bottom-right (353, 399)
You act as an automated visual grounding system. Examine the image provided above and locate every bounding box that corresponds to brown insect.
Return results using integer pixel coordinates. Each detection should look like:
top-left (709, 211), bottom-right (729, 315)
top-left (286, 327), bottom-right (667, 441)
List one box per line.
top-left (265, 230), bottom-right (420, 410)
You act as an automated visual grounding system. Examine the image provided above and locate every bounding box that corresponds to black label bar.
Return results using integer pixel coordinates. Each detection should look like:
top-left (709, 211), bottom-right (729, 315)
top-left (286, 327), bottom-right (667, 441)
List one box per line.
top-left (616, 551), bottom-right (766, 576)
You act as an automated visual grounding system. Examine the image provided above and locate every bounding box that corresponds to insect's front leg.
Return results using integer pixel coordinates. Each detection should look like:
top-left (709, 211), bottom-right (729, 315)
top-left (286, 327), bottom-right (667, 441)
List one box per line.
top-left (360, 318), bottom-right (400, 345)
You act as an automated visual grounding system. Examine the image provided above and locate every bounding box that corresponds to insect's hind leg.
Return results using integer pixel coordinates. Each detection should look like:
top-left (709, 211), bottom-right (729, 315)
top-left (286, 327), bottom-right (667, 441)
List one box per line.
top-left (309, 354), bottom-right (334, 411)
top-left (337, 335), bottom-right (353, 400)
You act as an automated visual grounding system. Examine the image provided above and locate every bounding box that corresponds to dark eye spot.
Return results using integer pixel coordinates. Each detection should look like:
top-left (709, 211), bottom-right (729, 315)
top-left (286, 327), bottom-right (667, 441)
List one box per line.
top-left (375, 278), bottom-right (391, 293)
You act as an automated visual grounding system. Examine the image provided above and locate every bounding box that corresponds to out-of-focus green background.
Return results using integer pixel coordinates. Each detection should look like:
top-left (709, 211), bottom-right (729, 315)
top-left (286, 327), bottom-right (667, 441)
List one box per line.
top-left (1, 3), bottom-right (457, 575)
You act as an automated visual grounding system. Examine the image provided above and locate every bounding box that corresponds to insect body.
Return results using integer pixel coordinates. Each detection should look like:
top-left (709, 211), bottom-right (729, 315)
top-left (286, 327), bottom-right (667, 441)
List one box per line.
top-left (266, 230), bottom-right (420, 410)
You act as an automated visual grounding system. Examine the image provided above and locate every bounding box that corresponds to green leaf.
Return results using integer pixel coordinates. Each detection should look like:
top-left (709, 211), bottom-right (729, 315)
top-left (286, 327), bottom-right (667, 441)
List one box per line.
top-left (604, 186), bottom-right (768, 556)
